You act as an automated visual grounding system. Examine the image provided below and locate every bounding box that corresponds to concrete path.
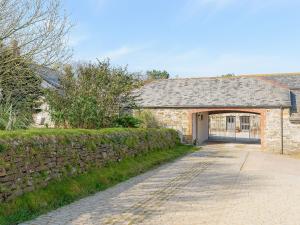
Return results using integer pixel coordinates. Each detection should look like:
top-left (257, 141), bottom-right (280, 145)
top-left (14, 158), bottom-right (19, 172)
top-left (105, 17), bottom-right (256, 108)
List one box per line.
top-left (22, 143), bottom-right (300, 225)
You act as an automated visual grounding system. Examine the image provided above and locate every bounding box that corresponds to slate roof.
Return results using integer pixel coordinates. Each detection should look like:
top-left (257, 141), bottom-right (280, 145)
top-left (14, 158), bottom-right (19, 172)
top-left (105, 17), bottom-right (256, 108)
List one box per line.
top-left (34, 66), bottom-right (61, 88)
top-left (136, 76), bottom-right (293, 108)
top-left (258, 74), bottom-right (300, 89)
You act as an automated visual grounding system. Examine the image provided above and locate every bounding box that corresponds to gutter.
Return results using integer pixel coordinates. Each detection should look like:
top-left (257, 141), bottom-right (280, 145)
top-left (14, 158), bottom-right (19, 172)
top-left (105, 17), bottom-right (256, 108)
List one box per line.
top-left (139, 105), bottom-right (291, 109)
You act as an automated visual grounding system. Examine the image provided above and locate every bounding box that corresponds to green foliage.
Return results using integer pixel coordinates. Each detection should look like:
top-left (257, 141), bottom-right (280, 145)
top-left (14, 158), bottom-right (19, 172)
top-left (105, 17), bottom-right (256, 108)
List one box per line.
top-left (146, 69), bottom-right (170, 80)
top-left (0, 144), bottom-right (6, 153)
top-left (221, 73), bottom-right (235, 77)
top-left (0, 128), bottom-right (129, 139)
top-left (46, 60), bottom-right (140, 129)
top-left (0, 144), bottom-right (197, 225)
top-left (113, 115), bottom-right (141, 128)
top-left (0, 99), bottom-right (30, 130)
top-left (0, 43), bottom-right (42, 130)
top-left (0, 128), bottom-right (179, 151)
top-left (135, 110), bottom-right (161, 128)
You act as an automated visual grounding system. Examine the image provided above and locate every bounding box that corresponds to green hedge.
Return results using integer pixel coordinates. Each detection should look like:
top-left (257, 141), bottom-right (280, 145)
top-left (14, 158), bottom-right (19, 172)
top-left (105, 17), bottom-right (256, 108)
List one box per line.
top-left (0, 128), bottom-right (180, 203)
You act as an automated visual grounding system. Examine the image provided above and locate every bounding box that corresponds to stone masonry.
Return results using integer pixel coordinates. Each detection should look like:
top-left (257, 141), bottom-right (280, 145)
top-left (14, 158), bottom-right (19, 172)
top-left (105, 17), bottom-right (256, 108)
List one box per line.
top-left (144, 107), bottom-right (300, 154)
top-left (0, 129), bottom-right (178, 203)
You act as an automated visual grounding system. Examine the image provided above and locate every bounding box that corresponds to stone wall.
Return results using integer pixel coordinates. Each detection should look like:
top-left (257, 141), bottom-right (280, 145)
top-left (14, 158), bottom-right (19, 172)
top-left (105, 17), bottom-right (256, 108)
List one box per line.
top-left (264, 108), bottom-right (282, 152)
top-left (145, 109), bottom-right (192, 143)
top-left (142, 108), bottom-right (300, 154)
top-left (0, 128), bottom-right (179, 202)
top-left (283, 109), bottom-right (300, 153)
top-left (32, 102), bottom-right (55, 128)
top-left (143, 108), bottom-right (265, 144)
top-left (265, 108), bottom-right (300, 154)
top-left (265, 109), bottom-right (300, 154)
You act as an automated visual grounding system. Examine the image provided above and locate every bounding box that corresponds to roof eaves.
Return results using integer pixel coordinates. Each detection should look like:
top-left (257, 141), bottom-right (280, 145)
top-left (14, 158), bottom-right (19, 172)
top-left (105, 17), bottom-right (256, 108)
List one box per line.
top-left (139, 104), bottom-right (291, 109)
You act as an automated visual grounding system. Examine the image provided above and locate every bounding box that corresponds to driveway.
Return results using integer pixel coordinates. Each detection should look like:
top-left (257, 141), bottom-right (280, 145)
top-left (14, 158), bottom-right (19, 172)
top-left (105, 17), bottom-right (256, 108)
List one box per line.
top-left (22, 143), bottom-right (300, 225)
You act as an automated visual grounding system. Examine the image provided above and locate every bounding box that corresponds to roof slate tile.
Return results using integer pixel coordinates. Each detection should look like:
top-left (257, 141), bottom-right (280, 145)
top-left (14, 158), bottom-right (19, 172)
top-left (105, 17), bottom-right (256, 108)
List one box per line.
top-left (136, 76), bottom-right (292, 108)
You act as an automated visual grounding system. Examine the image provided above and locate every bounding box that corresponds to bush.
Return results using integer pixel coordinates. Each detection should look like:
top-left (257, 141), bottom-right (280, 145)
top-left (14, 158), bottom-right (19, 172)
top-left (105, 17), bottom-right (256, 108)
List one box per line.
top-left (135, 110), bottom-right (161, 128)
top-left (0, 101), bottom-right (30, 130)
top-left (146, 70), bottom-right (170, 80)
top-left (113, 115), bottom-right (141, 128)
top-left (46, 60), bottom-right (141, 129)
top-left (0, 44), bottom-right (42, 130)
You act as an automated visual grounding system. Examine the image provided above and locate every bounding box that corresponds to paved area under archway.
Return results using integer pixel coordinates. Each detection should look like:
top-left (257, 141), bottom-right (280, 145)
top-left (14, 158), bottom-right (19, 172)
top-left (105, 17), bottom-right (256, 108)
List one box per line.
top-left (22, 143), bottom-right (300, 225)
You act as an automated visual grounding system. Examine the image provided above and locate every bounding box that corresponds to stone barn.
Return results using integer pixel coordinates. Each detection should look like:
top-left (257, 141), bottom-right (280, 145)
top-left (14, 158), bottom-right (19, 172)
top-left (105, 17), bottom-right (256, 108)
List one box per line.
top-left (136, 74), bottom-right (300, 154)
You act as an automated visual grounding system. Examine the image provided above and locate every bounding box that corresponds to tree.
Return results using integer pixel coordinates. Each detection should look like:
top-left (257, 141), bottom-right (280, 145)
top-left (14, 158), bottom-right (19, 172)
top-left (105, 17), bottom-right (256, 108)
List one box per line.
top-left (0, 0), bottom-right (71, 67)
top-left (0, 43), bottom-right (42, 130)
top-left (146, 70), bottom-right (170, 80)
top-left (46, 60), bottom-right (141, 129)
top-left (0, 0), bottom-right (71, 130)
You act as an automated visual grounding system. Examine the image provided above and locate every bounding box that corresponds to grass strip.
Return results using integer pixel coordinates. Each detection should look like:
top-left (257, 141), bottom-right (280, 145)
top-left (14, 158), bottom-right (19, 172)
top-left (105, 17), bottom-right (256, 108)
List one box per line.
top-left (0, 144), bottom-right (197, 225)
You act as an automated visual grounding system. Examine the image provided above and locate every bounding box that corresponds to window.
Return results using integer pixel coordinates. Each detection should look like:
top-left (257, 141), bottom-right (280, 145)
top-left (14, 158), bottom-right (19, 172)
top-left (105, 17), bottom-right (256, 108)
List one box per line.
top-left (226, 116), bottom-right (235, 130)
top-left (197, 113), bottom-right (203, 121)
top-left (240, 116), bottom-right (250, 131)
top-left (39, 117), bottom-right (46, 125)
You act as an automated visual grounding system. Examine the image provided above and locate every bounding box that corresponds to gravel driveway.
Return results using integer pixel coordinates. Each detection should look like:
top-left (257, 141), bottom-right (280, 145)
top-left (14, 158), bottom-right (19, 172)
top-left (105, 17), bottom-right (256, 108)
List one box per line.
top-left (22, 143), bottom-right (300, 225)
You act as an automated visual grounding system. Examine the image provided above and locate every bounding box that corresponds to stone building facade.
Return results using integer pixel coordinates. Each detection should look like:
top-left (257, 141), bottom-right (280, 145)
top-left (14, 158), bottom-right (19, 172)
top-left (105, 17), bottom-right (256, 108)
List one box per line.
top-left (32, 101), bottom-right (55, 128)
top-left (136, 74), bottom-right (300, 154)
top-left (32, 67), bottom-right (60, 128)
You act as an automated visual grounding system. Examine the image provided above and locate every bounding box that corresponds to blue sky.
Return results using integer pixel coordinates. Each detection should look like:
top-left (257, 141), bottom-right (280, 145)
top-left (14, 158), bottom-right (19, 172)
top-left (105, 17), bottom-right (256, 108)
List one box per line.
top-left (64, 0), bottom-right (300, 77)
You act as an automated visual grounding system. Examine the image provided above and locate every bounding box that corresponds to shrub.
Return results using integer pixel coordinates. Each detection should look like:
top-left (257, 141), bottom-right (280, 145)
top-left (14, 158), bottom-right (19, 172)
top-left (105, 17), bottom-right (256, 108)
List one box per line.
top-left (135, 110), bottom-right (161, 128)
top-left (46, 60), bottom-right (141, 129)
top-left (0, 100), bottom-right (30, 130)
top-left (113, 115), bottom-right (141, 128)
top-left (0, 45), bottom-right (42, 130)
top-left (146, 70), bottom-right (170, 80)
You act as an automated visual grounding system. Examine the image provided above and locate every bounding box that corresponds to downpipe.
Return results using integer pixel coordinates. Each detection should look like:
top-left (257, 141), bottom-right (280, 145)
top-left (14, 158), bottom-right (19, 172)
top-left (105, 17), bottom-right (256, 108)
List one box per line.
top-left (280, 106), bottom-right (284, 155)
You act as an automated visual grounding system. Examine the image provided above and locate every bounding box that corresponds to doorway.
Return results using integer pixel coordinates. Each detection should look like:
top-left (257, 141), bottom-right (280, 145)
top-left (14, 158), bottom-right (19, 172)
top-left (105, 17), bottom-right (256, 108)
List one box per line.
top-left (209, 112), bottom-right (261, 143)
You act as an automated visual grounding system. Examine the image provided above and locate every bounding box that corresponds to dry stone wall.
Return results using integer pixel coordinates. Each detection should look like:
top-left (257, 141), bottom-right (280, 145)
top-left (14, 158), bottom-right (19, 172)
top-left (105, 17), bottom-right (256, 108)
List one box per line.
top-left (0, 128), bottom-right (179, 203)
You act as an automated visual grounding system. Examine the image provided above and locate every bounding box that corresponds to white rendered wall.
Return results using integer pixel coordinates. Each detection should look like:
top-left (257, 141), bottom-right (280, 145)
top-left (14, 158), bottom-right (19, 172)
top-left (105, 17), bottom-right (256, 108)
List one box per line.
top-left (196, 112), bottom-right (209, 144)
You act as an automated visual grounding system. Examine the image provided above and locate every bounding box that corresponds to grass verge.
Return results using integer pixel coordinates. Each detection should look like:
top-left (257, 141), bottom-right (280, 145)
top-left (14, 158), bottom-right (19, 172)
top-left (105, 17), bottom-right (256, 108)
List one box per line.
top-left (0, 144), bottom-right (197, 225)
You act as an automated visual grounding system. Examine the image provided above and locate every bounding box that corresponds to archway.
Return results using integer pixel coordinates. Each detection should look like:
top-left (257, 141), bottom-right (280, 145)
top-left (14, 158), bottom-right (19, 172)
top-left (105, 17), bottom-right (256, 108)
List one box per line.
top-left (189, 108), bottom-right (266, 145)
top-left (208, 111), bottom-right (260, 143)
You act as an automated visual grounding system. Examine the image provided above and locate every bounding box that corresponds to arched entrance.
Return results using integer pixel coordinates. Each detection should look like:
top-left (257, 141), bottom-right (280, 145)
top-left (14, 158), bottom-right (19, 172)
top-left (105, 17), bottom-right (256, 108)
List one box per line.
top-left (190, 108), bottom-right (265, 145)
top-left (208, 112), bottom-right (261, 143)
